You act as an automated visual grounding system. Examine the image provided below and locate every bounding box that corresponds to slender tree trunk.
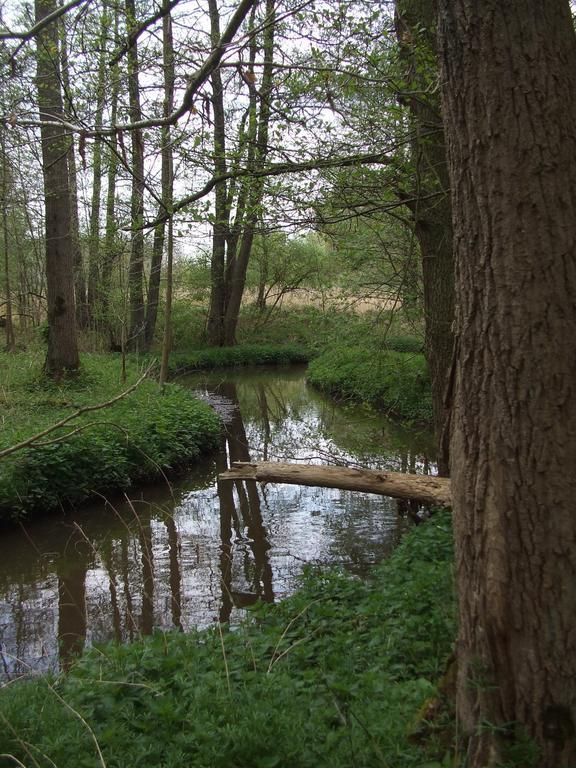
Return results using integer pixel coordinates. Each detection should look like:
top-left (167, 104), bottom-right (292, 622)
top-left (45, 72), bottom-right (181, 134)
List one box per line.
top-left (144, 0), bottom-right (175, 351)
top-left (59, 8), bottom-right (86, 329)
top-left (101, 9), bottom-right (120, 338)
top-left (125, 0), bottom-right (146, 351)
top-left (256, 229), bottom-right (269, 313)
top-left (439, 1), bottom-right (576, 765)
top-left (1, 133), bottom-right (16, 351)
top-left (159, 217), bottom-right (174, 386)
top-left (143, 218), bottom-right (164, 349)
top-left (222, 0), bottom-right (275, 345)
top-left (86, 9), bottom-right (108, 326)
top-left (206, 0), bottom-right (231, 347)
top-left (395, 0), bottom-right (454, 476)
top-left (36, 0), bottom-right (79, 376)
top-left (158, 1), bottom-right (175, 386)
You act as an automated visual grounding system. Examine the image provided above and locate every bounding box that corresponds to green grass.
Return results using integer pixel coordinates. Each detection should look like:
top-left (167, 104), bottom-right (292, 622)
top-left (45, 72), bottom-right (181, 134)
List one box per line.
top-left (162, 300), bottom-right (424, 357)
top-left (0, 511), bottom-right (456, 768)
top-left (166, 343), bottom-right (312, 373)
top-left (235, 306), bottom-right (424, 356)
top-left (307, 345), bottom-right (433, 423)
top-left (0, 351), bottom-right (221, 521)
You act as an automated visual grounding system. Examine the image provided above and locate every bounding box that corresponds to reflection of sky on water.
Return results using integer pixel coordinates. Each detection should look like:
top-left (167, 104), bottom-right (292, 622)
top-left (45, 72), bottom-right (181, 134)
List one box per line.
top-left (0, 366), bottom-right (435, 680)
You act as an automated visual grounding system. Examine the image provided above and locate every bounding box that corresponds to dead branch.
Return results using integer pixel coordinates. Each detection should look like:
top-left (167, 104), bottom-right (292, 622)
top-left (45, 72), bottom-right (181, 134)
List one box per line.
top-left (219, 461), bottom-right (452, 506)
top-left (0, 364), bottom-right (155, 460)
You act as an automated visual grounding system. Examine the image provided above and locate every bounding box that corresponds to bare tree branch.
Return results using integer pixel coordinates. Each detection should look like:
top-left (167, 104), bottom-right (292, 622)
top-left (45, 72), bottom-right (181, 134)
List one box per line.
top-left (139, 150), bottom-right (396, 230)
top-left (2, 0), bottom-right (257, 137)
top-left (0, 364), bottom-right (155, 460)
top-left (108, 0), bottom-right (182, 67)
top-left (0, 0), bottom-right (88, 41)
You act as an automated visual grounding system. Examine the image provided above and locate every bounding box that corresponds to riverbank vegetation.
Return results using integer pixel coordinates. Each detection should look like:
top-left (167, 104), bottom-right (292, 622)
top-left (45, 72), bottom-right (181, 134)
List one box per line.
top-left (0, 352), bottom-right (221, 521)
top-left (167, 341), bottom-right (311, 374)
top-left (307, 346), bottom-right (432, 423)
top-left (0, 511), bottom-right (457, 768)
top-left (0, 310), bottom-right (428, 522)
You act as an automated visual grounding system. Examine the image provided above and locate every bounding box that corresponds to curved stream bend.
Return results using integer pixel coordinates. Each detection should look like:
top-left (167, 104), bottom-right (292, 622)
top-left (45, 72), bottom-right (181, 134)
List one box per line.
top-left (0, 365), bottom-right (435, 680)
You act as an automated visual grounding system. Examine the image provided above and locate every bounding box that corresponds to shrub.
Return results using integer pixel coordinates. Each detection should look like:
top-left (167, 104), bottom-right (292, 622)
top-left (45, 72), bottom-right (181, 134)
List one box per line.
top-left (0, 353), bottom-right (221, 521)
top-left (168, 343), bottom-right (311, 373)
top-left (307, 345), bottom-right (433, 423)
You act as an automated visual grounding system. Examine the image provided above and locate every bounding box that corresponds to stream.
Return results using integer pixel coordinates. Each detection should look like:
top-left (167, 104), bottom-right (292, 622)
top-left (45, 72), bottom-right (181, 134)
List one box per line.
top-left (0, 365), bottom-right (435, 680)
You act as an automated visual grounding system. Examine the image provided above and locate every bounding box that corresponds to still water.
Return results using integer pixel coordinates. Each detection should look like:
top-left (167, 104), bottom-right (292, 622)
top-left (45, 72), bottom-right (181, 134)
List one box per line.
top-left (0, 366), bottom-right (435, 680)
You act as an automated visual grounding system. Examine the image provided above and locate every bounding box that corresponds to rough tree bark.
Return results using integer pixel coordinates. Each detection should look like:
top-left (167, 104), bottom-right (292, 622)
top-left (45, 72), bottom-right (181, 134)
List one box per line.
top-left (439, 1), bottom-right (576, 765)
top-left (395, 0), bottom-right (454, 477)
top-left (35, 0), bottom-right (80, 375)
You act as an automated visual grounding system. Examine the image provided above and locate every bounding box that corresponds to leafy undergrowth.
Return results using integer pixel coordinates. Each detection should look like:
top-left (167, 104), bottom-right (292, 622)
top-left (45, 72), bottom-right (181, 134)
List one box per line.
top-left (307, 346), bottom-right (433, 423)
top-left (167, 343), bottom-right (311, 373)
top-left (235, 306), bottom-right (424, 356)
top-left (0, 352), bottom-right (221, 521)
top-left (163, 301), bottom-right (424, 358)
top-left (0, 512), bottom-right (455, 768)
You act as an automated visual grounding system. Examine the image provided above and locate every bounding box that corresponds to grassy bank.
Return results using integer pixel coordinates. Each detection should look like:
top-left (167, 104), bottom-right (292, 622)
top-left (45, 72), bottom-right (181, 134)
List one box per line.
top-left (166, 342), bottom-right (311, 374)
top-left (165, 302), bottom-right (424, 356)
top-left (307, 345), bottom-right (433, 423)
top-left (0, 352), bottom-right (221, 521)
top-left (0, 511), bottom-right (455, 767)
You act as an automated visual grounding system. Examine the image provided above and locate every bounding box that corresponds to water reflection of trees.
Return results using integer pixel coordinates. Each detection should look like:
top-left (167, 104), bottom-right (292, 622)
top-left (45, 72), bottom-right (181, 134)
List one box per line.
top-left (0, 368), bottom-right (434, 678)
top-left (215, 382), bottom-right (274, 622)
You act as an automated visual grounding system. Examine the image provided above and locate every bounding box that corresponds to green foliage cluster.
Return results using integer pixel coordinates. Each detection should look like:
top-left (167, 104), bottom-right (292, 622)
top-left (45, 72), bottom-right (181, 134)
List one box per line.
top-left (163, 297), bottom-right (424, 358)
top-left (168, 343), bottom-right (311, 373)
top-left (0, 352), bottom-right (221, 521)
top-left (383, 335), bottom-right (425, 354)
top-left (238, 305), bottom-right (423, 354)
top-left (307, 346), bottom-right (433, 423)
top-left (0, 512), bottom-right (456, 768)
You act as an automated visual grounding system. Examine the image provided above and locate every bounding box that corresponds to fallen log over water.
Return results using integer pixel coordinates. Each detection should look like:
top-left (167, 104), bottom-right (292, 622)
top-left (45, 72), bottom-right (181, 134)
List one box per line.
top-left (219, 461), bottom-right (451, 506)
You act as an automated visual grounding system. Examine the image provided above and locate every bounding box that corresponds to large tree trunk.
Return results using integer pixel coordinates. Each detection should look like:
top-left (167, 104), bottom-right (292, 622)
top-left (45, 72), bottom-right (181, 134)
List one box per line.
top-left (36, 0), bottom-right (79, 376)
top-left (395, 0), bottom-right (454, 477)
top-left (439, 1), bottom-right (576, 765)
